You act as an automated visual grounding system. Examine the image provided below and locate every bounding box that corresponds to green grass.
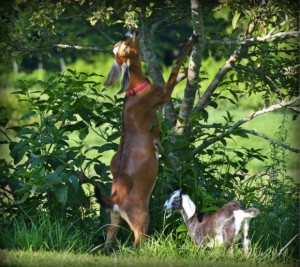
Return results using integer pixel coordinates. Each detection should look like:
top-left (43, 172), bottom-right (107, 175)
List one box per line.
top-left (0, 249), bottom-right (296, 267)
top-left (0, 235), bottom-right (297, 267)
top-left (0, 211), bottom-right (99, 253)
top-left (0, 210), bottom-right (297, 267)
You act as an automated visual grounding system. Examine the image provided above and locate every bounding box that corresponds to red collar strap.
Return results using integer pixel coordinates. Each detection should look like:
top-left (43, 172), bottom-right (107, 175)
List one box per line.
top-left (125, 79), bottom-right (150, 96)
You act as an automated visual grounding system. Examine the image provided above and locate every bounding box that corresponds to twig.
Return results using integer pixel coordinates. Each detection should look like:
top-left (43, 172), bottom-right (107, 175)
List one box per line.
top-left (155, 142), bottom-right (181, 174)
top-left (207, 31), bottom-right (299, 46)
top-left (240, 129), bottom-right (300, 153)
top-left (0, 128), bottom-right (13, 143)
top-left (53, 44), bottom-right (112, 53)
top-left (192, 47), bottom-right (242, 113)
top-left (278, 234), bottom-right (300, 257)
top-left (193, 97), bottom-right (300, 155)
top-left (232, 65), bottom-right (283, 98)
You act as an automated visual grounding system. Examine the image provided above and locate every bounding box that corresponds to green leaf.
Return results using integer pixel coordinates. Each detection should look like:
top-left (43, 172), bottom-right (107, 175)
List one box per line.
top-left (20, 111), bottom-right (37, 121)
top-left (0, 118), bottom-right (8, 127)
top-left (68, 175), bottom-right (79, 193)
top-left (176, 223), bottom-right (188, 233)
top-left (63, 121), bottom-right (87, 132)
top-left (94, 143), bottom-right (118, 153)
top-left (232, 11), bottom-right (241, 29)
top-left (53, 184), bottom-right (68, 206)
top-left (10, 140), bottom-right (29, 164)
top-left (16, 127), bottom-right (35, 138)
top-left (233, 130), bottom-right (249, 138)
top-left (29, 154), bottom-right (46, 168)
top-left (79, 128), bottom-right (89, 140)
top-left (46, 172), bottom-right (61, 185)
top-left (40, 136), bottom-right (54, 144)
top-left (207, 101), bottom-right (218, 109)
top-left (107, 131), bottom-right (120, 142)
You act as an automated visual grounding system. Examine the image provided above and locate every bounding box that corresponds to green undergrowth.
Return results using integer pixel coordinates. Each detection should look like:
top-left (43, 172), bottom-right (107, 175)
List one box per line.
top-left (0, 210), bottom-right (296, 267)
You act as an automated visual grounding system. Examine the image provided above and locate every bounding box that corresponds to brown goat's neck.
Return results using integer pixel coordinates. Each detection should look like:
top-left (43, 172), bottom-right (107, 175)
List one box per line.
top-left (127, 62), bottom-right (146, 90)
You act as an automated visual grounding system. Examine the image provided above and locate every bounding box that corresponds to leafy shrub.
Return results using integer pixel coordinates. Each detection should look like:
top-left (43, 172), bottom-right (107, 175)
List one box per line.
top-left (0, 70), bottom-right (122, 219)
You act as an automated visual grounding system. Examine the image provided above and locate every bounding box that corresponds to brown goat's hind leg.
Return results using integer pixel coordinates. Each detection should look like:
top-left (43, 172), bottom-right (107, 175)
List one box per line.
top-left (132, 213), bottom-right (149, 247)
top-left (123, 210), bottom-right (149, 247)
top-left (105, 212), bottom-right (122, 251)
top-left (133, 221), bottom-right (148, 247)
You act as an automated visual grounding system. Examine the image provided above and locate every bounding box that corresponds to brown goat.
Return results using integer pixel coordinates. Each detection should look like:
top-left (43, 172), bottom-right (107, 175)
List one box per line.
top-left (95, 30), bottom-right (197, 249)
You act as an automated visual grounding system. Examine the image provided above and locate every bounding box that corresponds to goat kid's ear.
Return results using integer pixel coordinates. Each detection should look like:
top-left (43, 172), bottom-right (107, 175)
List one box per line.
top-left (104, 61), bottom-right (122, 86)
top-left (181, 194), bottom-right (196, 219)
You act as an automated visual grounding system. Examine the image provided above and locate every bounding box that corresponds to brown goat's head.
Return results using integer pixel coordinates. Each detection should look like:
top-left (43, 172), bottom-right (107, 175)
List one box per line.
top-left (105, 29), bottom-right (141, 91)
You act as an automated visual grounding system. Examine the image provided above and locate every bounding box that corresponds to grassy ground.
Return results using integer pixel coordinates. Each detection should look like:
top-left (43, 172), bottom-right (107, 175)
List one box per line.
top-left (0, 250), bottom-right (297, 267)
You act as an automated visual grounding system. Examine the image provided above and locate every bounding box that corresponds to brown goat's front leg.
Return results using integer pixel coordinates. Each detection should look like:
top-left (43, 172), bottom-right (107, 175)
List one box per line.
top-left (165, 35), bottom-right (198, 94)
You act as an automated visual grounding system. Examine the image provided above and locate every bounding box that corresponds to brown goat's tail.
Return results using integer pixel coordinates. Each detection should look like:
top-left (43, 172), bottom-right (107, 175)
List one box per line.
top-left (94, 183), bottom-right (114, 210)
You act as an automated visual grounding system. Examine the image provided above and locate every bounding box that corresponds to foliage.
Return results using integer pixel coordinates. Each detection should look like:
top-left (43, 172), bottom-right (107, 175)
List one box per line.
top-left (0, 70), bottom-right (122, 218)
top-left (246, 113), bottom-right (300, 258)
top-left (150, 101), bottom-right (299, 258)
top-left (0, 0), bottom-right (299, 262)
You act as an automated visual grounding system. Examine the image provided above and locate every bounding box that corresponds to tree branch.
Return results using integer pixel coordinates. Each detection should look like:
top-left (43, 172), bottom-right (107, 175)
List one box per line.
top-left (232, 65), bottom-right (283, 98)
top-left (193, 97), bottom-right (300, 155)
top-left (192, 47), bottom-right (242, 113)
top-left (207, 31), bottom-right (300, 46)
top-left (53, 44), bottom-right (112, 53)
top-left (156, 142), bottom-right (181, 174)
top-left (240, 129), bottom-right (300, 153)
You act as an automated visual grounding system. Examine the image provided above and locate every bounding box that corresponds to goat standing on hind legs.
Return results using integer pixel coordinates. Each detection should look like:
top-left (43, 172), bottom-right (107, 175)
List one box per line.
top-left (94, 30), bottom-right (197, 250)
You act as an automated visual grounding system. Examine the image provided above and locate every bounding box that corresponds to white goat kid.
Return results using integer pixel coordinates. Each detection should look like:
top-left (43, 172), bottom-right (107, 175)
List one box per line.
top-left (163, 189), bottom-right (260, 255)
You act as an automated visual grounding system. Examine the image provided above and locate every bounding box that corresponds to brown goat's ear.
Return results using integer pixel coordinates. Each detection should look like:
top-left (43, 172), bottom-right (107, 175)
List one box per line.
top-left (104, 61), bottom-right (122, 86)
top-left (119, 65), bottom-right (130, 93)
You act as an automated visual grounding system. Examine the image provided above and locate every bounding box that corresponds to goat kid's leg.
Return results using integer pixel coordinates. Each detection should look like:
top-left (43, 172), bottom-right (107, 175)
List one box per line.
top-left (242, 220), bottom-right (250, 256)
top-left (105, 211), bottom-right (122, 251)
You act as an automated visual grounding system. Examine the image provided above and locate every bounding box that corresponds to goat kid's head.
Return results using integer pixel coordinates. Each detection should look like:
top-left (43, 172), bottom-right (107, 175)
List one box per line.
top-left (105, 29), bottom-right (141, 92)
top-left (163, 189), bottom-right (196, 219)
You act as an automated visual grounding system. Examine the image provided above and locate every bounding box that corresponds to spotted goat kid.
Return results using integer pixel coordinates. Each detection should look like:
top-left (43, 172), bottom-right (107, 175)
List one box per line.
top-left (163, 190), bottom-right (260, 255)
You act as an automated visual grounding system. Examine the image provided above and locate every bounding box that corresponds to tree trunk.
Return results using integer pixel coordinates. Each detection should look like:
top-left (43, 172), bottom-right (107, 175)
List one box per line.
top-left (176, 0), bottom-right (204, 134)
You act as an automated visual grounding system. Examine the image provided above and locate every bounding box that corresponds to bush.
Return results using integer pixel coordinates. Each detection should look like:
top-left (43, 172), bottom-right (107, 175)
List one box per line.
top-left (0, 70), bottom-right (122, 219)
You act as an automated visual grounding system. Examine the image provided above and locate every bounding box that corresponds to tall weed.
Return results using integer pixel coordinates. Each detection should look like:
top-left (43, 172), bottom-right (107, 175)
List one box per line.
top-left (236, 112), bottom-right (299, 258)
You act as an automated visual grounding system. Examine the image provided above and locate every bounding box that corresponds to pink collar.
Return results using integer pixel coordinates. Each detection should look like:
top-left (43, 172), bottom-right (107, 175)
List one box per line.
top-left (125, 79), bottom-right (150, 96)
